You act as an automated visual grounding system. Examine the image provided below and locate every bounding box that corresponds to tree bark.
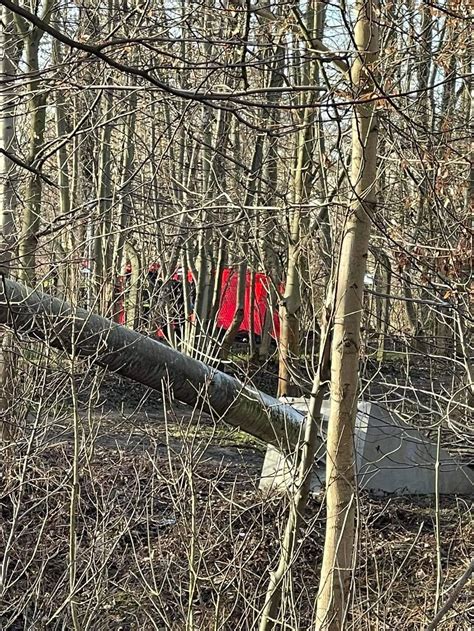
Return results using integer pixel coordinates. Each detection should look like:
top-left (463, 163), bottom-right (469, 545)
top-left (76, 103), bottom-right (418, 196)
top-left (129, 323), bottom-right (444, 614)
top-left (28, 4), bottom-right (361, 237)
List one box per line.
top-left (314, 0), bottom-right (379, 628)
top-left (112, 92), bottom-right (137, 322)
top-left (278, 2), bottom-right (324, 397)
top-left (94, 88), bottom-right (114, 313)
top-left (125, 243), bottom-right (140, 329)
top-left (52, 34), bottom-right (74, 296)
top-left (375, 250), bottom-right (391, 363)
top-left (259, 321), bottom-right (331, 631)
top-left (17, 0), bottom-right (53, 283)
top-left (0, 6), bottom-right (18, 276)
top-left (0, 5), bottom-right (22, 441)
top-left (0, 277), bottom-right (310, 451)
top-left (18, 37), bottom-right (45, 282)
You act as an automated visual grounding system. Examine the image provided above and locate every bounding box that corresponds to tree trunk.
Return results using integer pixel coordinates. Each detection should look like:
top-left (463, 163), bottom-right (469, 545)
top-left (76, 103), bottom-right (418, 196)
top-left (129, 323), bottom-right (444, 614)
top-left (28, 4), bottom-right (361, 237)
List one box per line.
top-left (258, 38), bottom-right (284, 361)
top-left (248, 269), bottom-right (257, 360)
top-left (208, 236), bottom-right (226, 325)
top-left (125, 243), bottom-right (140, 329)
top-left (401, 3), bottom-right (433, 353)
top-left (52, 35), bottom-right (74, 297)
top-left (190, 233), bottom-right (212, 353)
top-left (94, 88), bottom-right (114, 314)
top-left (0, 6), bottom-right (21, 441)
top-left (19, 37), bottom-right (46, 282)
top-left (278, 3), bottom-right (323, 397)
top-left (259, 321), bottom-right (331, 631)
top-left (278, 213), bottom-right (302, 397)
top-left (0, 277), bottom-right (312, 451)
top-left (112, 93), bottom-right (137, 321)
top-left (314, 0), bottom-right (379, 628)
top-left (16, 0), bottom-right (53, 282)
top-left (0, 6), bottom-right (18, 276)
top-left (259, 282), bottom-right (278, 363)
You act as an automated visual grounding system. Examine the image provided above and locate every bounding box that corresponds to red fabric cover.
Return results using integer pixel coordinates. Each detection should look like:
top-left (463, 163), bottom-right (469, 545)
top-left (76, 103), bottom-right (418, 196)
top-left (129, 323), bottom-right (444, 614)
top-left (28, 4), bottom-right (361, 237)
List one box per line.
top-left (217, 269), bottom-right (279, 338)
top-left (117, 266), bottom-right (280, 338)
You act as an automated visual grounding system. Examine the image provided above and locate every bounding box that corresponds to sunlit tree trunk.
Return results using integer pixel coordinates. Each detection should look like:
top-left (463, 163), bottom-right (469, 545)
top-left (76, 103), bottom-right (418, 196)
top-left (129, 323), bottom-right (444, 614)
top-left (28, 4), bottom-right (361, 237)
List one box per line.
top-left (278, 206), bottom-right (303, 396)
top-left (94, 87), bottom-right (114, 313)
top-left (0, 276), bottom-right (310, 451)
top-left (0, 6), bottom-right (21, 440)
top-left (18, 0), bottom-right (53, 282)
top-left (0, 7), bottom-right (19, 276)
top-left (52, 35), bottom-right (74, 296)
top-left (278, 4), bottom-right (324, 397)
top-left (314, 0), bottom-right (379, 628)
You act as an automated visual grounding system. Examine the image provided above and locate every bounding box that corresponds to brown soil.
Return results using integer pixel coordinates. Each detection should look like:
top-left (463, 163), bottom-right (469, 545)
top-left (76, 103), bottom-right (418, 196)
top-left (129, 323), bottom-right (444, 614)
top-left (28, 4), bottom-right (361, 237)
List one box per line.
top-left (1, 361), bottom-right (473, 630)
top-left (1, 401), bottom-right (473, 631)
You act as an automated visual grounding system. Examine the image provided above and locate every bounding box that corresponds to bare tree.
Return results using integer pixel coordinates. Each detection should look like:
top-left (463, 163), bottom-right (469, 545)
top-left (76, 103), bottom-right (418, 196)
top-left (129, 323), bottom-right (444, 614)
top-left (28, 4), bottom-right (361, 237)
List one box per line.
top-left (16, 0), bottom-right (54, 282)
top-left (314, 0), bottom-right (379, 627)
top-left (0, 5), bottom-right (23, 439)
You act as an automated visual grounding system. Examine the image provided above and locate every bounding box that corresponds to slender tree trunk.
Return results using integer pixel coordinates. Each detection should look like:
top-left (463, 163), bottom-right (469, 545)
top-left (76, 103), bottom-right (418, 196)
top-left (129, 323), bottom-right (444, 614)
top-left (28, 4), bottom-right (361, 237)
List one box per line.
top-left (15, 0), bottom-right (53, 282)
top-left (259, 39), bottom-right (284, 361)
top-left (375, 251), bottom-right (391, 363)
top-left (278, 3), bottom-right (324, 397)
top-left (19, 36), bottom-right (46, 282)
top-left (52, 35), bottom-right (74, 296)
top-left (278, 210), bottom-right (302, 397)
top-left (112, 93), bottom-right (137, 321)
top-left (192, 231), bottom-right (212, 347)
top-left (125, 243), bottom-right (140, 329)
top-left (248, 269), bottom-right (257, 360)
top-left (94, 88), bottom-right (114, 313)
top-left (314, 0), bottom-right (379, 628)
top-left (259, 321), bottom-right (331, 630)
top-left (0, 6), bottom-right (19, 440)
top-left (259, 281), bottom-right (278, 363)
top-left (220, 132), bottom-right (265, 355)
top-left (208, 236), bottom-right (226, 325)
top-left (402, 4), bottom-right (433, 351)
top-left (0, 7), bottom-right (18, 276)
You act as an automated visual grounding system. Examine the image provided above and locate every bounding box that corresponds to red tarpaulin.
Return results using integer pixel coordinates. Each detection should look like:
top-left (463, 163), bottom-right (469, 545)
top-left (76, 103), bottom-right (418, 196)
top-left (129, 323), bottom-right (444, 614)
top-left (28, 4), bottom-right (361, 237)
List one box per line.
top-left (217, 268), bottom-right (279, 338)
top-left (116, 265), bottom-right (280, 339)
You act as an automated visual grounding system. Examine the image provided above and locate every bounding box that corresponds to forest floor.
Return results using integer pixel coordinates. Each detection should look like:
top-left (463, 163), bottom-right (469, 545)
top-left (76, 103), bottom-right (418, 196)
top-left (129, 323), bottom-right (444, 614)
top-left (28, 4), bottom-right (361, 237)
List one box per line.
top-left (1, 356), bottom-right (473, 630)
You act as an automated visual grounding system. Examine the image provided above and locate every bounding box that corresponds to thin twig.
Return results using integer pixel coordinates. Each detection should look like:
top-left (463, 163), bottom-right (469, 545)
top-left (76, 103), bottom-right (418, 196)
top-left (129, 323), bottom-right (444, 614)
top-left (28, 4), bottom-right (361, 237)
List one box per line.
top-left (0, 148), bottom-right (58, 187)
top-left (425, 558), bottom-right (474, 631)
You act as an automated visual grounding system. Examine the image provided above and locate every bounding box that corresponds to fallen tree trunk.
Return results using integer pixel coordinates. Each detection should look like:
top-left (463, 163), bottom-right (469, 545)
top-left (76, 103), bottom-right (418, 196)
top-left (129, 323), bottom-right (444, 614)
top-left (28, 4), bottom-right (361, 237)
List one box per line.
top-left (0, 277), bottom-right (307, 449)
